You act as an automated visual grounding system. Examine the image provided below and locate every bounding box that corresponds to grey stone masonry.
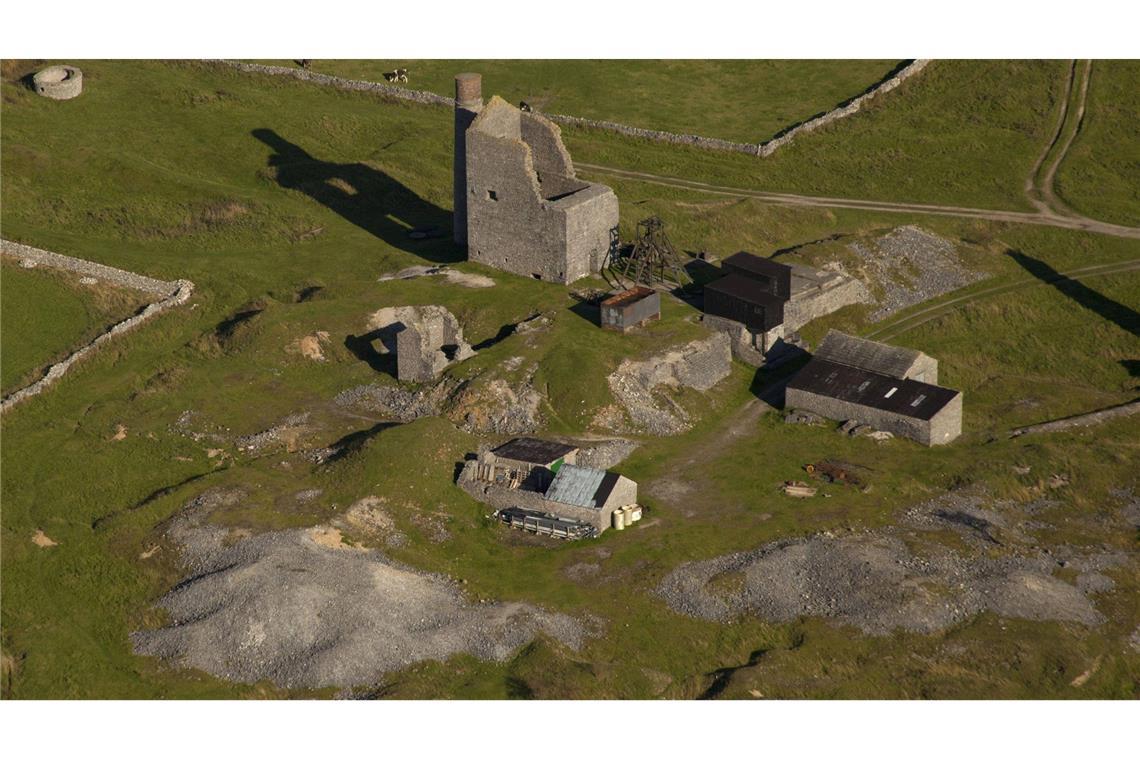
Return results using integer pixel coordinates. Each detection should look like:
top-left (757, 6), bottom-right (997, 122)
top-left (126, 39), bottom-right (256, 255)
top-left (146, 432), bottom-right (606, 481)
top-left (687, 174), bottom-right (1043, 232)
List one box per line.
top-left (3, 239), bottom-right (181, 297)
top-left (33, 65), bottom-right (83, 100)
top-left (463, 96), bottom-right (618, 284)
top-left (785, 385), bottom-right (962, 446)
top-left (1, 240), bottom-right (193, 413)
top-left (453, 73), bottom-right (483, 244)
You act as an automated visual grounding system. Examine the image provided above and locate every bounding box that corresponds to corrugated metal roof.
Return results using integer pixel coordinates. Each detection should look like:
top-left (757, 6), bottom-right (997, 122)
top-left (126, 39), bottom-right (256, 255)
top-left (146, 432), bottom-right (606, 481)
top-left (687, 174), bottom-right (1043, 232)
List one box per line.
top-left (816, 330), bottom-right (924, 380)
top-left (787, 357), bottom-right (959, 421)
top-left (544, 464), bottom-right (608, 509)
top-left (492, 437), bottom-right (578, 465)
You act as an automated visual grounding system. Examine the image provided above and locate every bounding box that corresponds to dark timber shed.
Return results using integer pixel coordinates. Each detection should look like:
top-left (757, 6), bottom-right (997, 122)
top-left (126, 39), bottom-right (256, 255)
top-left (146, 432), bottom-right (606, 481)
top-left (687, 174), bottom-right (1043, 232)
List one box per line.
top-left (722, 252), bottom-right (793, 300)
top-left (703, 273), bottom-right (786, 332)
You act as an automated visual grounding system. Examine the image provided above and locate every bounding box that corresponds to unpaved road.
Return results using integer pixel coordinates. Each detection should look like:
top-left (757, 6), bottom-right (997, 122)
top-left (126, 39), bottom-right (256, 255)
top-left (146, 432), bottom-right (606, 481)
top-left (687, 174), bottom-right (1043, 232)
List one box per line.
top-left (577, 159), bottom-right (1140, 240)
top-left (1026, 60), bottom-right (1093, 218)
top-left (864, 258), bottom-right (1140, 341)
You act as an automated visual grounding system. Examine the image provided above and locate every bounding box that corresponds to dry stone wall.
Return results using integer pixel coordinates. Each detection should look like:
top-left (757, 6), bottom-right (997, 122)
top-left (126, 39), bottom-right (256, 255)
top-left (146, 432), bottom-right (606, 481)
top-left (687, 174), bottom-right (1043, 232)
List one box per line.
top-left (212, 59), bottom-right (931, 159)
top-left (1, 240), bottom-right (193, 413)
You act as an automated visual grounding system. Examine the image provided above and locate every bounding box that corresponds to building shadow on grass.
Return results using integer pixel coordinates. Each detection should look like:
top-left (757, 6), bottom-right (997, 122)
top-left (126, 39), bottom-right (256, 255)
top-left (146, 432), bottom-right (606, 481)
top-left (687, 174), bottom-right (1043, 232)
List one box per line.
top-left (251, 128), bottom-right (460, 263)
top-left (1006, 249), bottom-right (1139, 339)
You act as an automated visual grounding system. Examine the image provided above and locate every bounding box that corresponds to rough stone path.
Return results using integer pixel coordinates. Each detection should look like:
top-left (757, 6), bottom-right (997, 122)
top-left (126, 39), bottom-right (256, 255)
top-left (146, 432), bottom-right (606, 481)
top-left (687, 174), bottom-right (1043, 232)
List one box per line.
top-left (577, 163), bottom-right (1140, 240)
top-left (863, 258), bottom-right (1140, 342)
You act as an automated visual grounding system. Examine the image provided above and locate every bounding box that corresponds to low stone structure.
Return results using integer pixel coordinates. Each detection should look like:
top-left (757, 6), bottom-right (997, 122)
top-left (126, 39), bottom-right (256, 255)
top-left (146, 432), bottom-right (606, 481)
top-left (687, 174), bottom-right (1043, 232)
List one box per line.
top-left (457, 76), bottom-right (619, 284)
top-left (365, 305), bottom-right (474, 383)
top-left (460, 445), bottom-right (637, 535)
top-left (32, 65), bottom-right (83, 100)
top-left (785, 334), bottom-right (962, 446)
top-left (1, 240), bottom-right (193, 413)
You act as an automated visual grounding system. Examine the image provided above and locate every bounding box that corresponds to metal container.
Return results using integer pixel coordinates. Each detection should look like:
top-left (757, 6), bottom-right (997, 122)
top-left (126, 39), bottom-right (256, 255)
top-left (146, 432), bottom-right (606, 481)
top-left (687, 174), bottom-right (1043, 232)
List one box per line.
top-left (629, 505), bottom-right (643, 522)
top-left (612, 510), bottom-right (625, 530)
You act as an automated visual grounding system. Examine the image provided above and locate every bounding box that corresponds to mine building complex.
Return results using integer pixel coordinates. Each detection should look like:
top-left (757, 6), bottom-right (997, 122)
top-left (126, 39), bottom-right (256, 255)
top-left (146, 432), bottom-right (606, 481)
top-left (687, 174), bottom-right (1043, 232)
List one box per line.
top-left (701, 252), bottom-right (871, 366)
top-left (460, 437), bottom-right (639, 535)
top-left (454, 73), bottom-right (619, 284)
top-left (786, 331), bottom-right (962, 445)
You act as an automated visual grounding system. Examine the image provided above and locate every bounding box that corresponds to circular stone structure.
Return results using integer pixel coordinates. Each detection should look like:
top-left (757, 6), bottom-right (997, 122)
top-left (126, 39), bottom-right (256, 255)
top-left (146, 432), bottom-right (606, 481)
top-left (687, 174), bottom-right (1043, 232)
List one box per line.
top-left (32, 65), bottom-right (83, 100)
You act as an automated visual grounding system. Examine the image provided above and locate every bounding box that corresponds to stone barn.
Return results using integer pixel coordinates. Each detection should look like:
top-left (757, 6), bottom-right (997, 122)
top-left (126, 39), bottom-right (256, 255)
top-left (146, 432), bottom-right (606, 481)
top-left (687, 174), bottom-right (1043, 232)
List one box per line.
top-left (455, 73), bottom-right (619, 284)
top-left (814, 330), bottom-right (939, 384)
top-left (471, 437), bottom-right (579, 491)
top-left (541, 463), bottom-right (638, 533)
top-left (785, 333), bottom-right (961, 446)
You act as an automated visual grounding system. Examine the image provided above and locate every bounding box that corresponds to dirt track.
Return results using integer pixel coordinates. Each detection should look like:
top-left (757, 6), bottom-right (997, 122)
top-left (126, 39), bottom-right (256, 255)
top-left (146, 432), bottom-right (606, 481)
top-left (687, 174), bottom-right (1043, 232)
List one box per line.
top-left (576, 161), bottom-right (1140, 240)
top-left (1026, 60), bottom-right (1093, 218)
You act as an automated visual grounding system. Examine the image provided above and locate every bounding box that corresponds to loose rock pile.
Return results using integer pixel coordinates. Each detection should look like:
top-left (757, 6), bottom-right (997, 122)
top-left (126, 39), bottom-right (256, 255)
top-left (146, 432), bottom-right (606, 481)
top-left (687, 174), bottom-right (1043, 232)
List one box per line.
top-left (850, 226), bottom-right (987, 322)
top-left (131, 489), bottom-right (590, 689)
top-left (658, 492), bottom-right (1118, 635)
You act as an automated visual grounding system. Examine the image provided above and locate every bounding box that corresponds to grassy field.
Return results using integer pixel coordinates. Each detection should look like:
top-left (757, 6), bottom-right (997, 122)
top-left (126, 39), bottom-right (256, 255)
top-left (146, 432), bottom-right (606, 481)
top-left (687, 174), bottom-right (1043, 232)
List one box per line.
top-left (257, 59), bottom-right (900, 144)
top-left (1055, 60), bottom-right (1140, 227)
top-left (567, 59), bottom-right (1069, 213)
top-left (0, 262), bottom-right (151, 394)
top-left (1, 60), bottom-right (1137, 699)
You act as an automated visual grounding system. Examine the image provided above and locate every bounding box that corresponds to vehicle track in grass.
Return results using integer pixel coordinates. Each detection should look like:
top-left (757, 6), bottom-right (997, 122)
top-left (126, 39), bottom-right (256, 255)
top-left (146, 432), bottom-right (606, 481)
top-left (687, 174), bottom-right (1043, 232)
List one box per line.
top-left (577, 162), bottom-right (1140, 240)
top-left (1026, 60), bottom-right (1092, 217)
top-left (863, 258), bottom-right (1140, 342)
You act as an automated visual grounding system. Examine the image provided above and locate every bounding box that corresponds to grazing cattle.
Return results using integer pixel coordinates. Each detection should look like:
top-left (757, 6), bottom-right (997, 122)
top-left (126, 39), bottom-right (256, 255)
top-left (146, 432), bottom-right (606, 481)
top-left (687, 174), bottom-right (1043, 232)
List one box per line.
top-left (384, 68), bottom-right (409, 83)
top-left (296, 59), bottom-right (312, 70)
top-left (519, 101), bottom-right (532, 112)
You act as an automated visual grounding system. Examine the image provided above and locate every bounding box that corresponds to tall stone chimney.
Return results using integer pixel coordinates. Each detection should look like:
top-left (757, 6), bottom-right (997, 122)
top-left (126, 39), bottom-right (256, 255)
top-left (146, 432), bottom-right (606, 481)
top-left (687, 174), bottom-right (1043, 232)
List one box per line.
top-left (453, 73), bottom-right (483, 245)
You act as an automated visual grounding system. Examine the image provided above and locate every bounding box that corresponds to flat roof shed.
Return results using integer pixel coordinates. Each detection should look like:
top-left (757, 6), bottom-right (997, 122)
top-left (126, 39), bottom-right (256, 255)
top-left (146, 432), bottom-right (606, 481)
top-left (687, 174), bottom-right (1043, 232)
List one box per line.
top-left (491, 437), bottom-right (578, 465)
top-left (704, 273), bottom-right (786, 332)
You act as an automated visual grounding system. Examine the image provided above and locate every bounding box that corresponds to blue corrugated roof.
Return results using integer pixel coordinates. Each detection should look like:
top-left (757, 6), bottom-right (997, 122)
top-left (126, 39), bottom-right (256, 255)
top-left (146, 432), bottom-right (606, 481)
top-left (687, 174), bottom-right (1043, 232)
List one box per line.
top-left (544, 464), bottom-right (607, 509)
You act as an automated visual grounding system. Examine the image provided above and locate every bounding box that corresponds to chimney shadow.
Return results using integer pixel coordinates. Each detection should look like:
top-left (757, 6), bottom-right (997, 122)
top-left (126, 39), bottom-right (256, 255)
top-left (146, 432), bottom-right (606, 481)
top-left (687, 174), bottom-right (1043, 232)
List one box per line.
top-left (1005, 249), bottom-right (1139, 339)
top-left (251, 128), bottom-right (461, 263)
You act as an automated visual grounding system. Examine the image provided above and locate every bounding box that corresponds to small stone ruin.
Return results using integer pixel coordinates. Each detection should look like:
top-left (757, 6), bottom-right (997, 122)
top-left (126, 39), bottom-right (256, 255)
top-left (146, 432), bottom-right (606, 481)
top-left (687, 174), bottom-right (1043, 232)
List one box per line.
top-left (366, 305), bottom-right (475, 383)
top-left (33, 65), bottom-right (83, 100)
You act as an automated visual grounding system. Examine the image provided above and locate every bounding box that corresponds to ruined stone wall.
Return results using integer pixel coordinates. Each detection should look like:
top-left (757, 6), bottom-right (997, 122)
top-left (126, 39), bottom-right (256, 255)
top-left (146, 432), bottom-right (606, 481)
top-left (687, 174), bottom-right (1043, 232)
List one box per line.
top-left (466, 122), bottom-right (567, 281)
top-left (703, 314), bottom-right (774, 367)
top-left (3, 240), bottom-right (180, 297)
top-left (465, 98), bottom-right (617, 284)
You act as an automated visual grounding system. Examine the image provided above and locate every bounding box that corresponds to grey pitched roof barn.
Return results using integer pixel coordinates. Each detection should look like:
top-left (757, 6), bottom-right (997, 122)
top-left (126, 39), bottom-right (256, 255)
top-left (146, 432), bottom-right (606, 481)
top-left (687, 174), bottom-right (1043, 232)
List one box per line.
top-left (815, 330), bottom-right (934, 381)
top-left (788, 358), bottom-right (958, 421)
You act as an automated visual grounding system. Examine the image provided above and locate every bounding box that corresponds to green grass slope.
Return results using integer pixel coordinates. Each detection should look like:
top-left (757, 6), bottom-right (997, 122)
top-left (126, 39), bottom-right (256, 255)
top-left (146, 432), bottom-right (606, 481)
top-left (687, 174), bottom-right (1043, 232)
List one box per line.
top-left (1, 262), bottom-right (150, 394)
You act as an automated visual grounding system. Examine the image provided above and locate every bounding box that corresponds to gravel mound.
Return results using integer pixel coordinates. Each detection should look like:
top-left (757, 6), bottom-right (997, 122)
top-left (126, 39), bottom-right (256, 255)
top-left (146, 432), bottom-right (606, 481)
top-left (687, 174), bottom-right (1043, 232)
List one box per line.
top-left (132, 489), bottom-right (589, 689)
top-left (657, 493), bottom-right (1110, 635)
top-left (850, 226), bottom-right (987, 322)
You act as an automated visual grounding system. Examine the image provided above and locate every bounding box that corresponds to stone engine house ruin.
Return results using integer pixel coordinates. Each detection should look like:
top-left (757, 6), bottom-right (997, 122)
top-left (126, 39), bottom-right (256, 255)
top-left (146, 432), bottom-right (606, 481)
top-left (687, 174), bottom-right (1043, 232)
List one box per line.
top-left (453, 73), bottom-right (619, 284)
